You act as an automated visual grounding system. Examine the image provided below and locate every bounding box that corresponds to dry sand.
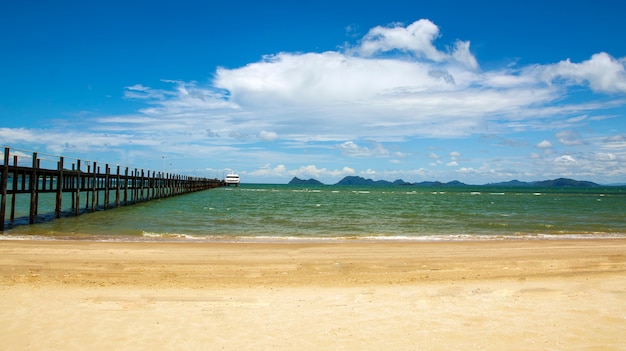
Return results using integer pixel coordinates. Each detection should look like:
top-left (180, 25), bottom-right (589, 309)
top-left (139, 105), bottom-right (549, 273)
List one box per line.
top-left (1, 238), bottom-right (625, 350)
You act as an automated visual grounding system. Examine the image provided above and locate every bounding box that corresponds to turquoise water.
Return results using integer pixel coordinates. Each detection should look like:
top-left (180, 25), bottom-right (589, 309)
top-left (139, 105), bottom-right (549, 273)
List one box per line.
top-left (4, 184), bottom-right (626, 240)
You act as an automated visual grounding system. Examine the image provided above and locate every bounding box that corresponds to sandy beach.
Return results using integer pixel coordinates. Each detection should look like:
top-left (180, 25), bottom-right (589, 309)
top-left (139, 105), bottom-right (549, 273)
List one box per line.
top-left (1, 238), bottom-right (624, 350)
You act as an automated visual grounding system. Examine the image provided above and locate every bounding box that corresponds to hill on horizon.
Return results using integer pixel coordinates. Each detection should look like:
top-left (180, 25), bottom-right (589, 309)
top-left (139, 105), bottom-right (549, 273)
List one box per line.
top-left (287, 176), bottom-right (604, 187)
top-left (287, 177), bottom-right (324, 185)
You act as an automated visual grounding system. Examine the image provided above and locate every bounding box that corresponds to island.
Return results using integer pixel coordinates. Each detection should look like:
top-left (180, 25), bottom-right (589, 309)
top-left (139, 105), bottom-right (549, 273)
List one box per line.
top-left (287, 176), bottom-right (603, 187)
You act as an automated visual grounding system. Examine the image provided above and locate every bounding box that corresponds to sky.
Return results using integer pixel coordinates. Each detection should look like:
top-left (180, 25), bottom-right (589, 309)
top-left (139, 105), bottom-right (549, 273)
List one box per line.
top-left (1, 1), bottom-right (625, 184)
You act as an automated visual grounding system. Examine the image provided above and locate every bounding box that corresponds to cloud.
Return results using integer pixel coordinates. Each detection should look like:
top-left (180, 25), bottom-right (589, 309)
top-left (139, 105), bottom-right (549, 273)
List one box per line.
top-left (125, 80), bottom-right (238, 114)
top-left (249, 164), bottom-right (287, 177)
top-left (355, 19), bottom-right (478, 69)
top-left (206, 26), bottom-right (624, 143)
top-left (102, 20), bottom-right (624, 147)
top-left (541, 52), bottom-right (626, 93)
top-left (556, 130), bottom-right (586, 146)
top-left (537, 140), bottom-right (553, 149)
top-left (336, 141), bottom-right (390, 157)
top-left (259, 130), bottom-right (278, 141)
top-left (554, 155), bottom-right (578, 166)
top-left (229, 131), bottom-right (249, 141)
top-left (595, 152), bottom-right (617, 161)
top-left (292, 165), bottom-right (355, 178)
top-left (248, 164), bottom-right (355, 181)
top-left (0, 128), bottom-right (39, 143)
top-left (0, 128), bottom-right (133, 153)
top-left (602, 135), bottom-right (626, 149)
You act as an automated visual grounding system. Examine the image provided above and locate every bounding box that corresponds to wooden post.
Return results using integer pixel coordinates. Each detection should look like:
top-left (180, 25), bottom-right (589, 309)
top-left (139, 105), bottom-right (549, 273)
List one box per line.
top-left (116, 165), bottom-right (120, 208)
top-left (85, 163), bottom-right (90, 211)
top-left (150, 170), bottom-right (155, 200)
top-left (70, 163), bottom-right (75, 211)
top-left (95, 165), bottom-right (100, 208)
top-left (140, 169), bottom-right (145, 202)
top-left (134, 168), bottom-right (138, 204)
top-left (163, 172), bottom-right (167, 198)
top-left (130, 169), bottom-right (134, 204)
top-left (29, 152), bottom-right (37, 224)
top-left (91, 162), bottom-right (97, 212)
top-left (0, 147), bottom-right (9, 231)
top-left (123, 167), bottom-right (128, 205)
top-left (104, 164), bottom-right (110, 210)
top-left (168, 173), bottom-right (173, 197)
top-left (75, 160), bottom-right (81, 216)
top-left (56, 157), bottom-right (64, 218)
top-left (10, 155), bottom-right (17, 221)
top-left (156, 172), bottom-right (161, 198)
top-left (35, 159), bottom-right (41, 216)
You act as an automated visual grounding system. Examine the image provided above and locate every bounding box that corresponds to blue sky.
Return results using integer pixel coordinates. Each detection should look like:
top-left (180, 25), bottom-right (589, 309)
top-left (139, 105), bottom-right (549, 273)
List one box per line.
top-left (1, 1), bottom-right (625, 184)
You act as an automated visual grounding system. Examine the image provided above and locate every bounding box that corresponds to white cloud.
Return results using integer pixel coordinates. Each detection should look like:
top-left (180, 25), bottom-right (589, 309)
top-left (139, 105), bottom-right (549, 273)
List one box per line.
top-left (541, 52), bottom-right (626, 93)
top-left (247, 164), bottom-right (356, 181)
top-left (336, 141), bottom-right (389, 157)
top-left (100, 20), bottom-right (624, 146)
top-left (249, 164), bottom-right (287, 177)
top-left (363, 168), bottom-right (377, 176)
top-left (355, 19), bottom-right (478, 69)
top-left (554, 155), bottom-right (578, 165)
top-left (537, 140), bottom-right (553, 149)
top-left (602, 135), bottom-right (626, 149)
top-left (259, 130), bottom-right (278, 141)
top-left (0, 127), bottom-right (39, 143)
top-left (294, 165), bottom-right (325, 178)
top-left (458, 167), bottom-right (479, 174)
top-left (556, 130), bottom-right (586, 146)
top-left (567, 115), bottom-right (587, 123)
top-left (595, 152), bottom-right (617, 161)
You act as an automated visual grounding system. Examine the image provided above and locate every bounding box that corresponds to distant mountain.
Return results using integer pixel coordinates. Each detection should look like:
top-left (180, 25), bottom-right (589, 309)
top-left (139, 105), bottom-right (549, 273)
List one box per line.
top-left (532, 178), bottom-right (600, 187)
top-left (413, 181), bottom-right (444, 186)
top-left (489, 178), bottom-right (600, 187)
top-left (334, 176), bottom-right (467, 187)
top-left (335, 176), bottom-right (393, 186)
top-left (288, 177), bottom-right (324, 185)
top-left (392, 179), bottom-right (412, 186)
top-left (292, 176), bottom-right (604, 187)
top-left (487, 180), bottom-right (534, 187)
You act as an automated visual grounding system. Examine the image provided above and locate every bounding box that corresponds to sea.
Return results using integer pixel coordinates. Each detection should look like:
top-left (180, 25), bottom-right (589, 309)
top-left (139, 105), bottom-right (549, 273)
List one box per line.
top-left (3, 184), bottom-right (626, 241)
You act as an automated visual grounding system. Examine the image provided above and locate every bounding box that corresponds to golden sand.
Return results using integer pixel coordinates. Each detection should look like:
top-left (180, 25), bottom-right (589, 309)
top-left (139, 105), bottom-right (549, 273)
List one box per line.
top-left (1, 239), bottom-right (625, 350)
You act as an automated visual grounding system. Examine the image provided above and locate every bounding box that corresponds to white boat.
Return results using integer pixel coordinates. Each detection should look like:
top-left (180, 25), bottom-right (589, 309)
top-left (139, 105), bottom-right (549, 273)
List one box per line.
top-left (224, 172), bottom-right (240, 186)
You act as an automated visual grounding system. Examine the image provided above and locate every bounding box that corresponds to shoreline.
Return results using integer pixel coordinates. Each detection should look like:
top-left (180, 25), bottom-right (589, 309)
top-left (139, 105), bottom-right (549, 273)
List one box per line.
top-left (1, 238), bottom-right (625, 350)
top-left (2, 231), bottom-right (626, 243)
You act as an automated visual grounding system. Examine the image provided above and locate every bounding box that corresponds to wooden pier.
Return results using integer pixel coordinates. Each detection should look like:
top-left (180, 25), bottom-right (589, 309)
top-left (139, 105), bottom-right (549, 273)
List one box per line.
top-left (0, 147), bottom-right (224, 231)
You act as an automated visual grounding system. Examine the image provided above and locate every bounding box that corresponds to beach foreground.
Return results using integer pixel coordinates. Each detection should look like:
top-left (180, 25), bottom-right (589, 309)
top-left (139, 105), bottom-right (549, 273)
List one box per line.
top-left (1, 239), bottom-right (625, 350)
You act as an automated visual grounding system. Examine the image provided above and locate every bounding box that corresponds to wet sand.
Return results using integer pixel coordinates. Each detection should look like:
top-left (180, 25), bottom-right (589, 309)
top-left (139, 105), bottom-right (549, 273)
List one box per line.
top-left (1, 238), bottom-right (625, 350)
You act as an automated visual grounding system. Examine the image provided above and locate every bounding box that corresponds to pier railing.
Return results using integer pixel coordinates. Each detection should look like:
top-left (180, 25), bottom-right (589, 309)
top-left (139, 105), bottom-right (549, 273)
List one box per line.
top-left (1, 147), bottom-right (224, 231)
